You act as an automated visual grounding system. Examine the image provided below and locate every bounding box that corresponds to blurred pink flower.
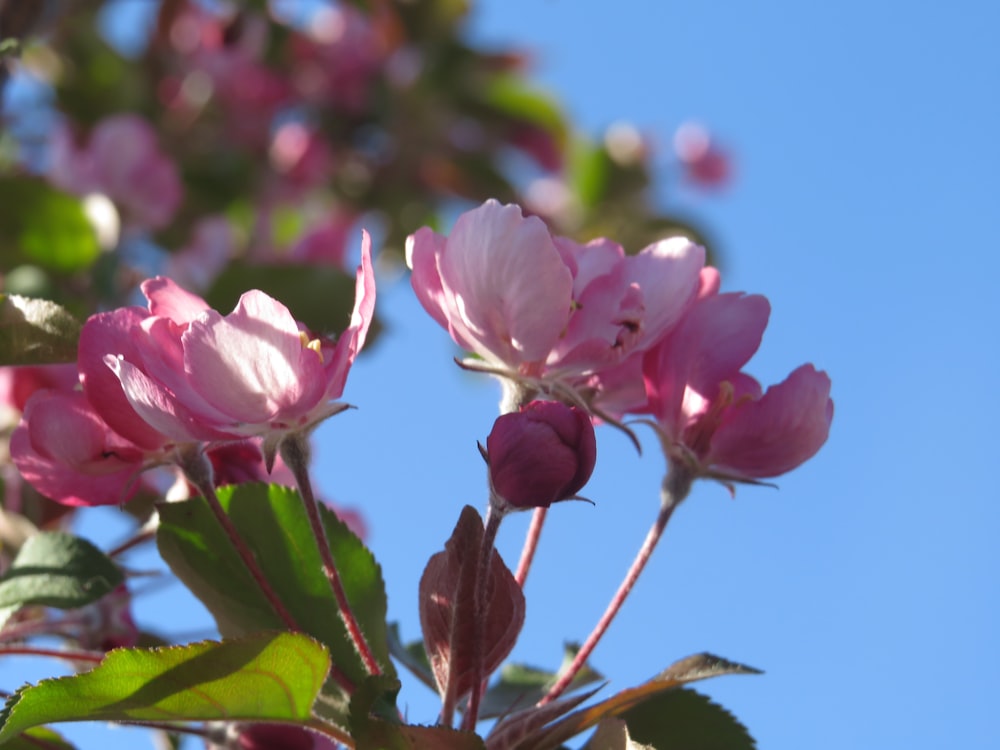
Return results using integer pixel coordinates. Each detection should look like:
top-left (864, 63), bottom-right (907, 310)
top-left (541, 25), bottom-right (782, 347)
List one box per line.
top-left (166, 216), bottom-right (235, 292)
top-left (0, 364), bottom-right (79, 414)
top-left (674, 122), bottom-right (732, 189)
top-left (643, 290), bottom-right (832, 484)
top-left (288, 3), bottom-right (385, 113)
top-left (289, 212), bottom-right (356, 267)
top-left (49, 115), bottom-right (183, 229)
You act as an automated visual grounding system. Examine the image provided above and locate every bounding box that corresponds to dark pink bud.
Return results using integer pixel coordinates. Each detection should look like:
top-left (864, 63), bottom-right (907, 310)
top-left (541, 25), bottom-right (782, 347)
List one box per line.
top-left (237, 724), bottom-right (316, 750)
top-left (486, 401), bottom-right (597, 510)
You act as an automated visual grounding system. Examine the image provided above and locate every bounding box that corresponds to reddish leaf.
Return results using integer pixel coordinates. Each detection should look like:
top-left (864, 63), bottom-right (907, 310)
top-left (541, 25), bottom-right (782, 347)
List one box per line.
top-left (419, 506), bottom-right (525, 709)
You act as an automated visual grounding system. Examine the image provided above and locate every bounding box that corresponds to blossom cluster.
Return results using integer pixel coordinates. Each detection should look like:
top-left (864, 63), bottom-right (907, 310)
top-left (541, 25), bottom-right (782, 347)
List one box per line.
top-left (10, 236), bottom-right (374, 507)
top-left (410, 200), bottom-right (832, 491)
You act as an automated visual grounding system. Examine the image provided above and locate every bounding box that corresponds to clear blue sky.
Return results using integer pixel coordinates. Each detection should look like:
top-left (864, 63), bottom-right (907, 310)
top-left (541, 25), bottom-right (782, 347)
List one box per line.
top-left (4, 1), bottom-right (999, 748)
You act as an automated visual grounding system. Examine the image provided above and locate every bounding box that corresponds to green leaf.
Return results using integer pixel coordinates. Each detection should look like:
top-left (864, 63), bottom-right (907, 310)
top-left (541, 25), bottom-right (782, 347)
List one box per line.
top-left (0, 179), bottom-right (99, 274)
top-left (349, 675), bottom-right (485, 750)
top-left (482, 75), bottom-right (566, 142)
top-left (519, 653), bottom-right (760, 750)
top-left (477, 644), bottom-right (604, 719)
top-left (0, 295), bottom-right (82, 365)
top-left (0, 532), bottom-right (122, 627)
top-left (386, 623), bottom-right (436, 693)
top-left (620, 689), bottom-right (756, 749)
top-left (2, 726), bottom-right (77, 750)
top-left (156, 483), bottom-right (395, 729)
top-left (0, 632), bottom-right (330, 742)
top-left (205, 263), bottom-right (365, 338)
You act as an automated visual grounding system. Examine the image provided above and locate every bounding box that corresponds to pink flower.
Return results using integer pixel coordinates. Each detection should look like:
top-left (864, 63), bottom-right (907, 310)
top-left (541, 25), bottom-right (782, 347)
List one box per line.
top-left (642, 290), bottom-right (833, 484)
top-left (10, 390), bottom-right (155, 507)
top-left (674, 122), bottom-right (732, 189)
top-left (0, 364), bottom-right (80, 414)
top-left (82, 234), bottom-right (376, 459)
top-left (407, 200), bottom-right (704, 408)
top-left (49, 115), bottom-right (183, 229)
top-left (76, 584), bottom-right (139, 652)
top-left (486, 400), bottom-right (597, 510)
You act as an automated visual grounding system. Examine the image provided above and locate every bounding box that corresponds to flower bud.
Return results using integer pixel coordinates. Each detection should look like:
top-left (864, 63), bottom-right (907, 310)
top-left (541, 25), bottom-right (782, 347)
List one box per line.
top-left (486, 400), bottom-right (597, 510)
top-left (236, 724), bottom-right (317, 750)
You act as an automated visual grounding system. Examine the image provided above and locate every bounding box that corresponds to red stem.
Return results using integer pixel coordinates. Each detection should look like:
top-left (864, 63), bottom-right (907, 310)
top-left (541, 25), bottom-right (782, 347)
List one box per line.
top-left (539, 468), bottom-right (692, 705)
top-left (514, 507), bottom-right (547, 588)
top-left (281, 437), bottom-right (382, 676)
top-left (177, 447), bottom-right (356, 692)
top-left (0, 645), bottom-right (104, 663)
top-left (462, 505), bottom-right (504, 731)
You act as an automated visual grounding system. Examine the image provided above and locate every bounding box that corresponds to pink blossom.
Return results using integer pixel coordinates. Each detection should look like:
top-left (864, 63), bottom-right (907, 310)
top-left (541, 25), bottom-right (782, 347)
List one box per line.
top-left (643, 291), bottom-right (832, 483)
top-left (165, 216), bottom-right (235, 291)
top-left (486, 400), bottom-right (597, 510)
top-left (76, 584), bottom-right (139, 652)
top-left (289, 212), bottom-right (357, 267)
top-left (83, 235), bottom-right (375, 456)
top-left (407, 200), bottom-right (704, 408)
top-left (288, 3), bottom-right (385, 114)
top-left (10, 390), bottom-right (154, 507)
top-left (0, 364), bottom-right (79, 413)
top-left (49, 115), bottom-right (183, 229)
top-left (674, 122), bottom-right (732, 189)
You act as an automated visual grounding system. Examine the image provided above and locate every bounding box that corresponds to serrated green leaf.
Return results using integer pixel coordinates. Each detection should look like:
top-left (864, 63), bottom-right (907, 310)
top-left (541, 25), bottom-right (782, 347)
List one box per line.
top-left (620, 688), bottom-right (756, 749)
top-left (582, 718), bottom-right (653, 750)
top-left (0, 632), bottom-right (329, 742)
top-left (386, 623), bottom-right (436, 693)
top-left (519, 653), bottom-right (760, 750)
top-left (156, 483), bottom-right (395, 729)
top-left (0, 532), bottom-right (122, 627)
top-left (0, 295), bottom-right (82, 365)
top-left (204, 263), bottom-right (367, 339)
top-left (477, 644), bottom-right (604, 720)
top-left (350, 678), bottom-right (486, 750)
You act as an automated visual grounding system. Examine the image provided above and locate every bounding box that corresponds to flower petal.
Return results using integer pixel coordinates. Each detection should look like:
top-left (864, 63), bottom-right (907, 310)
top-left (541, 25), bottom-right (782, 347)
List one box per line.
top-left (707, 364), bottom-right (833, 478)
top-left (440, 200), bottom-right (572, 364)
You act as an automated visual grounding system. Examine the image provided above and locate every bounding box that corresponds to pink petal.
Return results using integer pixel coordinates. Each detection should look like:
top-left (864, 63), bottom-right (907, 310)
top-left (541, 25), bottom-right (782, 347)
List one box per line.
top-left (11, 391), bottom-right (145, 506)
top-left (141, 277), bottom-right (212, 323)
top-left (707, 364), bottom-right (833, 478)
top-left (327, 231), bottom-right (377, 400)
top-left (406, 227), bottom-right (452, 333)
top-left (644, 292), bottom-right (769, 435)
top-left (184, 292), bottom-right (326, 425)
top-left (106, 355), bottom-right (231, 442)
top-left (79, 307), bottom-right (169, 450)
top-left (625, 237), bottom-right (705, 349)
top-left (439, 200), bottom-right (572, 365)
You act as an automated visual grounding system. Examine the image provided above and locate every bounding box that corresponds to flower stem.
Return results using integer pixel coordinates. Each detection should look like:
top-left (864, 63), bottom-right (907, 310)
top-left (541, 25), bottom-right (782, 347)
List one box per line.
top-left (178, 448), bottom-right (300, 632)
top-left (462, 504), bottom-right (504, 732)
top-left (0, 645), bottom-right (104, 663)
top-left (280, 436), bottom-right (382, 676)
top-left (514, 507), bottom-right (547, 587)
top-left (179, 446), bottom-right (356, 693)
top-left (539, 467), bottom-right (693, 705)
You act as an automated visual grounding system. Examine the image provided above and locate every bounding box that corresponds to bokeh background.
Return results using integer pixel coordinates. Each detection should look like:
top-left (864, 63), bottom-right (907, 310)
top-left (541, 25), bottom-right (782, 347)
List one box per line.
top-left (2, 1), bottom-right (998, 748)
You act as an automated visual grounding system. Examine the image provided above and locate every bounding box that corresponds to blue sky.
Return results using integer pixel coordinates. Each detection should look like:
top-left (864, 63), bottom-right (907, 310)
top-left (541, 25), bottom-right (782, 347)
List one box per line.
top-left (4, 1), bottom-right (999, 748)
